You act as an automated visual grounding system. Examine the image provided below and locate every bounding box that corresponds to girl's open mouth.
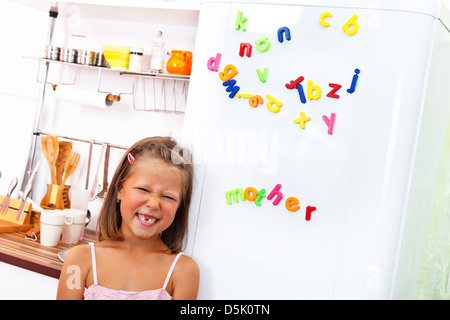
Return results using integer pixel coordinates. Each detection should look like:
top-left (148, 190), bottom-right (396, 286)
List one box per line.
top-left (136, 213), bottom-right (158, 226)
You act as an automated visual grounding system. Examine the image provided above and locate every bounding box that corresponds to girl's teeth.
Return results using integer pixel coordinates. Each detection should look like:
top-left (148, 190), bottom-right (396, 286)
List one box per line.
top-left (138, 214), bottom-right (156, 224)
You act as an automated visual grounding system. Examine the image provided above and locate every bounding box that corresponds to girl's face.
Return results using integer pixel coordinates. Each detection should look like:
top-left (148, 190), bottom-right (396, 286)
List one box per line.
top-left (117, 158), bottom-right (183, 241)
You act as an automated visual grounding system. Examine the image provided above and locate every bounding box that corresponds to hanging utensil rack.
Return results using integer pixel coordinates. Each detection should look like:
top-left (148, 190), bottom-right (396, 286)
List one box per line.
top-left (37, 130), bottom-right (128, 191)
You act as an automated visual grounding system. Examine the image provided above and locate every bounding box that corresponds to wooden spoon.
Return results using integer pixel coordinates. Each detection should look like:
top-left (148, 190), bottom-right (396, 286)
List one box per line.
top-left (61, 151), bottom-right (80, 186)
top-left (55, 141), bottom-right (73, 185)
top-left (41, 135), bottom-right (59, 185)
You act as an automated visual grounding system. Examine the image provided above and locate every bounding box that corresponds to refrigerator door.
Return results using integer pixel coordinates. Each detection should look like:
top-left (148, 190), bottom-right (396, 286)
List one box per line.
top-left (183, 2), bottom-right (445, 299)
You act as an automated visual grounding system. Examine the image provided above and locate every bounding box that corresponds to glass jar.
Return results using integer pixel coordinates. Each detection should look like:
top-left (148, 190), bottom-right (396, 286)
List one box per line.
top-left (149, 31), bottom-right (166, 73)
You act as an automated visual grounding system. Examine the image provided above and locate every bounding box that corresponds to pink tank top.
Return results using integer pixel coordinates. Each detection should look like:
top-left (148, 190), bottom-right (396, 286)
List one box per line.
top-left (83, 242), bottom-right (183, 300)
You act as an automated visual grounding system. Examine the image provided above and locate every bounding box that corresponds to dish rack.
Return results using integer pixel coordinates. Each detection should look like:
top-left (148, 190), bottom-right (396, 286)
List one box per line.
top-left (123, 71), bottom-right (189, 114)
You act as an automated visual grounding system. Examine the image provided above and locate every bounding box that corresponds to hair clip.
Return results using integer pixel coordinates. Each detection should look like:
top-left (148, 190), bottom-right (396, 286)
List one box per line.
top-left (127, 152), bottom-right (135, 164)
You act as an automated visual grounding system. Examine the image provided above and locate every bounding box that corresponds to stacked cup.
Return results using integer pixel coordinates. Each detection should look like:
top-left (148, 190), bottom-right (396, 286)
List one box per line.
top-left (40, 188), bottom-right (90, 247)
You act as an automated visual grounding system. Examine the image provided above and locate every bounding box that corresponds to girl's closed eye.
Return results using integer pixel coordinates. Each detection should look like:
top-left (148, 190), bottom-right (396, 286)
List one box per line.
top-left (163, 195), bottom-right (177, 201)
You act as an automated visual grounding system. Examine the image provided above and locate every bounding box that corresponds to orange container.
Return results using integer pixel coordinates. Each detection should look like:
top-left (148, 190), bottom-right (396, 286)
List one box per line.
top-left (166, 50), bottom-right (193, 75)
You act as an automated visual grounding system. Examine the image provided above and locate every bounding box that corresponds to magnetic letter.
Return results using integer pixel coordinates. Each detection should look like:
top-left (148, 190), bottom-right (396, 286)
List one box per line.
top-left (235, 10), bottom-right (247, 31)
top-left (239, 43), bottom-right (252, 57)
top-left (244, 187), bottom-right (258, 201)
top-left (327, 83), bottom-right (342, 99)
top-left (236, 93), bottom-right (253, 99)
top-left (322, 113), bottom-right (336, 135)
top-left (225, 188), bottom-right (245, 204)
top-left (255, 37), bottom-right (271, 52)
top-left (255, 189), bottom-right (266, 207)
top-left (285, 76), bottom-right (305, 90)
top-left (277, 26), bottom-right (291, 43)
top-left (249, 95), bottom-right (263, 108)
top-left (342, 14), bottom-right (359, 36)
top-left (293, 112), bottom-right (311, 129)
top-left (219, 64), bottom-right (238, 81)
top-left (305, 206), bottom-right (317, 221)
top-left (285, 197), bottom-right (300, 212)
top-left (266, 95), bottom-right (283, 113)
top-left (307, 80), bottom-right (322, 100)
top-left (256, 68), bottom-right (269, 83)
top-left (207, 53), bottom-right (222, 71)
top-left (297, 83), bottom-right (307, 104)
top-left (320, 12), bottom-right (332, 27)
top-left (347, 68), bottom-right (360, 93)
top-left (223, 79), bottom-right (240, 98)
top-left (267, 184), bottom-right (283, 206)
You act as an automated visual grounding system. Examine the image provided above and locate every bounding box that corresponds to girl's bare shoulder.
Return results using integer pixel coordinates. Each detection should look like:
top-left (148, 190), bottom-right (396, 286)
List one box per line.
top-left (176, 254), bottom-right (200, 277)
top-left (63, 243), bottom-right (92, 267)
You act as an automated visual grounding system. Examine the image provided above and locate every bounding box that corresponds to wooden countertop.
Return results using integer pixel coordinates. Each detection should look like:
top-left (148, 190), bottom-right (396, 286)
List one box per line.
top-left (0, 229), bottom-right (97, 279)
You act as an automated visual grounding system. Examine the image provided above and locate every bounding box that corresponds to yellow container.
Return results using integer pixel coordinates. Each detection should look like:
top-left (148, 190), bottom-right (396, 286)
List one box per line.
top-left (102, 45), bottom-right (132, 70)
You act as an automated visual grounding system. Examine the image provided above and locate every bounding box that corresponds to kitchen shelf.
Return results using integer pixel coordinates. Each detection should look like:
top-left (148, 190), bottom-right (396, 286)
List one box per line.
top-left (0, 229), bottom-right (97, 279)
top-left (28, 57), bottom-right (190, 82)
top-left (120, 70), bottom-right (190, 81)
top-left (29, 56), bottom-right (190, 113)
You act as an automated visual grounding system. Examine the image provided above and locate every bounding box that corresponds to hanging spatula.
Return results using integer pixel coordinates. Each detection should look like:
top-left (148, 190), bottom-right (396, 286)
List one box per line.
top-left (41, 135), bottom-right (59, 185)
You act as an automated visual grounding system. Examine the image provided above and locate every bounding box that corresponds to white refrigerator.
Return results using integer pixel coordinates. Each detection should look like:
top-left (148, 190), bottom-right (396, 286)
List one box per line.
top-left (183, 0), bottom-right (450, 299)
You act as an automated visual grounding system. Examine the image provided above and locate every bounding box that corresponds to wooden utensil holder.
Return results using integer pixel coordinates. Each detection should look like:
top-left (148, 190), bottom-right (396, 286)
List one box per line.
top-left (0, 195), bottom-right (33, 233)
top-left (40, 184), bottom-right (70, 210)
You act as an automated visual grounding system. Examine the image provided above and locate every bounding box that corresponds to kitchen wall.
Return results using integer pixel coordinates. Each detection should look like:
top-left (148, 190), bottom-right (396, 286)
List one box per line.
top-left (0, 0), bottom-right (198, 299)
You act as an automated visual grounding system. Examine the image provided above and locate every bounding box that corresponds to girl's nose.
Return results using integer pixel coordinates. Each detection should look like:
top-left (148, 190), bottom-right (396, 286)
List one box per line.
top-left (146, 193), bottom-right (160, 208)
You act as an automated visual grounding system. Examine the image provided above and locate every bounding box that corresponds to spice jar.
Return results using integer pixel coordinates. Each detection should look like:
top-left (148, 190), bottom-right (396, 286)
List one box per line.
top-left (129, 48), bottom-right (144, 72)
top-left (149, 31), bottom-right (166, 73)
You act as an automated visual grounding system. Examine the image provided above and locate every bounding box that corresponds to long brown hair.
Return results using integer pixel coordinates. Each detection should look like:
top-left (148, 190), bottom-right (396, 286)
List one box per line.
top-left (97, 136), bottom-right (194, 252)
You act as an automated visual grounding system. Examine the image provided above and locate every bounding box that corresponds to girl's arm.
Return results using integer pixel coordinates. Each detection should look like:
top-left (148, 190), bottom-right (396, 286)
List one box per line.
top-left (56, 244), bottom-right (91, 300)
top-left (171, 256), bottom-right (200, 300)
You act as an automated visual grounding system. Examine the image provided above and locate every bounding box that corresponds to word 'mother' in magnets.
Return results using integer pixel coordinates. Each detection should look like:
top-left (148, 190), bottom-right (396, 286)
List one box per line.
top-left (225, 185), bottom-right (317, 219)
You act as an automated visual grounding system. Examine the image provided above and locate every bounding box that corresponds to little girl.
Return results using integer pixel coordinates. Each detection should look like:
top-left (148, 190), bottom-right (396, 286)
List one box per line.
top-left (57, 137), bottom-right (199, 300)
